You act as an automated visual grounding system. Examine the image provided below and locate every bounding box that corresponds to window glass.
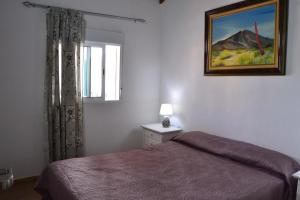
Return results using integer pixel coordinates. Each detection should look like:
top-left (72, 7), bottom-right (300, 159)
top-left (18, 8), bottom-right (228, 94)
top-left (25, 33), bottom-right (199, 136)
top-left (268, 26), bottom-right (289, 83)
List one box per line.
top-left (105, 45), bottom-right (121, 101)
top-left (90, 47), bottom-right (103, 97)
top-left (82, 43), bottom-right (121, 101)
top-left (82, 47), bottom-right (90, 97)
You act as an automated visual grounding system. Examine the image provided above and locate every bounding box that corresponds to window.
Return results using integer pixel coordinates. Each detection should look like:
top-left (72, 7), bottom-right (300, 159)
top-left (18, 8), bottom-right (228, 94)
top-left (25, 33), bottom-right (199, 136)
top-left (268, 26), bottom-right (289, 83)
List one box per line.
top-left (82, 41), bottom-right (121, 101)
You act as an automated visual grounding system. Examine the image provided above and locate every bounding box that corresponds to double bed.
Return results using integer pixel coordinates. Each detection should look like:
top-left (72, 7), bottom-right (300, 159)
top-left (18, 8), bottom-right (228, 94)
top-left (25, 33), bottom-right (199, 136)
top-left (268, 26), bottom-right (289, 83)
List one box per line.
top-left (36, 131), bottom-right (300, 200)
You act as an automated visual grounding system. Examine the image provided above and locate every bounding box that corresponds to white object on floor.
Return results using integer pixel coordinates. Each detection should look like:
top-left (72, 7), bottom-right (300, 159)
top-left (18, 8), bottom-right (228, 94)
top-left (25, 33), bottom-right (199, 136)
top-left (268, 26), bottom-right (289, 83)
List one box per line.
top-left (0, 168), bottom-right (14, 190)
top-left (293, 171), bottom-right (300, 200)
top-left (141, 123), bottom-right (182, 147)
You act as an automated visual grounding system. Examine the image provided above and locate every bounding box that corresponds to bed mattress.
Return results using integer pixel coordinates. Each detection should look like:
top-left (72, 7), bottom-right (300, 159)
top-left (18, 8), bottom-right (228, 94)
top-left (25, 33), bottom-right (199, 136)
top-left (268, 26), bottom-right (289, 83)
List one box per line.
top-left (36, 131), bottom-right (300, 200)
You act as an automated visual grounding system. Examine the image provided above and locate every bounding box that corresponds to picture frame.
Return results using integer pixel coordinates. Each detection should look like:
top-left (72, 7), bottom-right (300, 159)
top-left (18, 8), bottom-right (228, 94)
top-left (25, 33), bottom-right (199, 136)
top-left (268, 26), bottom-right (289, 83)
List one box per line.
top-left (204, 0), bottom-right (289, 75)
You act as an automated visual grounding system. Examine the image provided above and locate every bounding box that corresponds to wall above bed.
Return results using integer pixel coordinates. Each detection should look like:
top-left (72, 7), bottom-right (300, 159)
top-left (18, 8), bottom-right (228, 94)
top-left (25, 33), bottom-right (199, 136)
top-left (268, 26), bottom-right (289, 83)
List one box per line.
top-left (159, 0), bottom-right (300, 161)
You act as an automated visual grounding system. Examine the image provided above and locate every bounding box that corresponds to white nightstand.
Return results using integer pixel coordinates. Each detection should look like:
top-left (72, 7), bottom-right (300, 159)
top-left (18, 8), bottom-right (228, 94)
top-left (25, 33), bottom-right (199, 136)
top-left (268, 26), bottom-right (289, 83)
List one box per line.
top-left (293, 171), bottom-right (300, 200)
top-left (141, 123), bottom-right (182, 147)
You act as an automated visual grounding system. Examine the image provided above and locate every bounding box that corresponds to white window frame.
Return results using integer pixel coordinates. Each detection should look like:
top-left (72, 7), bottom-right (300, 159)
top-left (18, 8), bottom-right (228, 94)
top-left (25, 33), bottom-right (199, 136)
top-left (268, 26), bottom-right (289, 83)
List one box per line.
top-left (82, 41), bottom-right (123, 103)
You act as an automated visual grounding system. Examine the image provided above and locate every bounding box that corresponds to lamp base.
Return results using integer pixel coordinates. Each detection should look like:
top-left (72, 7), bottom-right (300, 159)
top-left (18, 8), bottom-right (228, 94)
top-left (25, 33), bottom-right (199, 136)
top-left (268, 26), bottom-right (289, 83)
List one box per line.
top-left (162, 117), bottom-right (170, 128)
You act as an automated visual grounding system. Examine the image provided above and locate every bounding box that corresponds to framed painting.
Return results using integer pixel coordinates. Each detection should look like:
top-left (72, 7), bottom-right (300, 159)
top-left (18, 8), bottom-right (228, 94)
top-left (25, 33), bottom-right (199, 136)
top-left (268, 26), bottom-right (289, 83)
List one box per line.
top-left (204, 0), bottom-right (289, 75)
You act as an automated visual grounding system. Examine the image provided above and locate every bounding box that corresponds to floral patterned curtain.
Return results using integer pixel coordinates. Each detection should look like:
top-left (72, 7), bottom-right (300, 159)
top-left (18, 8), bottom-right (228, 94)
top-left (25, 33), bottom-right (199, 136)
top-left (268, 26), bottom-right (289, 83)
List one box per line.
top-left (46, 8), bottom-right (84, 162)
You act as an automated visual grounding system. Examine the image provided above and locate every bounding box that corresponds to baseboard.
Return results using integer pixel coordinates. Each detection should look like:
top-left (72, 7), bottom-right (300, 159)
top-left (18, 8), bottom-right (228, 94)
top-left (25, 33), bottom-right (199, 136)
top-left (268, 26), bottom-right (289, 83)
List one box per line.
top-left (14, 176), bottom-right (38, 184)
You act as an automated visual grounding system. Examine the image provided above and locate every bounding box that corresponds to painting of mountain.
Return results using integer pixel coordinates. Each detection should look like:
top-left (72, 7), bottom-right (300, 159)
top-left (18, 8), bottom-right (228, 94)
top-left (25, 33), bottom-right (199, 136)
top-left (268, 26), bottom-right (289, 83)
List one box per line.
top-left (212, 30), bottom-right (273, 51)
top-left (205, 0), bottom-right (288, 75)
top-left (210, 3), bottom-right (276, 68)
top-left (212, 29), bottom-right (275, 67)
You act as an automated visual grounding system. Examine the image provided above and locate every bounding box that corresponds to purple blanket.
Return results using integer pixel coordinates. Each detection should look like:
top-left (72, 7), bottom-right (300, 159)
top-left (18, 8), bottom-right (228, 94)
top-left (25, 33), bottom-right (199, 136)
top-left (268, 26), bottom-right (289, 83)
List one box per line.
top-left (36, 131), bottom-right (300, 200)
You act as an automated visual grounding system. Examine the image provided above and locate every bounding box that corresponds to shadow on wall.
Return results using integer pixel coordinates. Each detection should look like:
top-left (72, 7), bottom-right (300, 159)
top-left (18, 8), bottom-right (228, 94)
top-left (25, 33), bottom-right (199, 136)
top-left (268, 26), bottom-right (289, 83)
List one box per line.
top-left (118, 127), bottom-right (144, 151)
top-left (83, 126), bottom-right (144, 156)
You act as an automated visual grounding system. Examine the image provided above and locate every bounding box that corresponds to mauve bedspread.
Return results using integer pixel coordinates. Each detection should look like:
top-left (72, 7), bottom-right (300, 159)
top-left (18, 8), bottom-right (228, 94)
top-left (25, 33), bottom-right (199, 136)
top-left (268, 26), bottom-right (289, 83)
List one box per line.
top-left (36, 131), bottom-right (300, 200)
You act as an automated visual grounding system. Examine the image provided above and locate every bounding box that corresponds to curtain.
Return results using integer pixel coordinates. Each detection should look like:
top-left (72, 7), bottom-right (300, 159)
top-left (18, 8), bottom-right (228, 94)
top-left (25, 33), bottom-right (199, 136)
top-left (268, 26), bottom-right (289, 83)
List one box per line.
top-left (46, 8), bottom-right (84, 162)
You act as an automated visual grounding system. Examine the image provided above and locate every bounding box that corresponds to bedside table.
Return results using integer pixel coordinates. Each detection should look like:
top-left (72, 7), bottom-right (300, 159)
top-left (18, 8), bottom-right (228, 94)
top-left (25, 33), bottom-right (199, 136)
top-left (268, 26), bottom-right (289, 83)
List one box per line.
top-left (293, 171), bottom-right (300, 200)
top-left (141, 123), bottom-right (182, 147)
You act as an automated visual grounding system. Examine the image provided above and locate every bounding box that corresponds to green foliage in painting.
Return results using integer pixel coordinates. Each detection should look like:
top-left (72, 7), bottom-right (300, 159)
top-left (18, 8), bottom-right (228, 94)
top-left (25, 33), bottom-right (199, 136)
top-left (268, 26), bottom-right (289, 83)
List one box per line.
top-left (212, 47), bottom-right (274, 67)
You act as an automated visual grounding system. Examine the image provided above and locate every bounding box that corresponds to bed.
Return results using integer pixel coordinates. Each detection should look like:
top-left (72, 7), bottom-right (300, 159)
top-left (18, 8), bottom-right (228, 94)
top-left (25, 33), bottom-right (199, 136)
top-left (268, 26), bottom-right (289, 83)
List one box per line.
top-left (35, 131), bottom-right (300, 200)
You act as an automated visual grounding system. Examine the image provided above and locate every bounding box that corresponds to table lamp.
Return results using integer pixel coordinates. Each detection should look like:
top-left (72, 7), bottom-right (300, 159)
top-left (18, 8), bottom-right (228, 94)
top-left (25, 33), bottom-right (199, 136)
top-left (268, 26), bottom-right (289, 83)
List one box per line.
top-left (160, 104), bottom-right (173, 128)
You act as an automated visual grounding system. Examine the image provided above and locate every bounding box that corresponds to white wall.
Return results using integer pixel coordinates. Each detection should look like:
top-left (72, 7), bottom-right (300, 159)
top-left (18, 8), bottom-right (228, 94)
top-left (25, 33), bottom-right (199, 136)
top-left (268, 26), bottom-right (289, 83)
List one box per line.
top-left (81, 0), bottom-right (161, 156)
top-left (160, 0), bottom-right (300, 161)
top-left (0, 0), bottom-right (47, 179)
top-left (0, 0), bottom-right (161, 178)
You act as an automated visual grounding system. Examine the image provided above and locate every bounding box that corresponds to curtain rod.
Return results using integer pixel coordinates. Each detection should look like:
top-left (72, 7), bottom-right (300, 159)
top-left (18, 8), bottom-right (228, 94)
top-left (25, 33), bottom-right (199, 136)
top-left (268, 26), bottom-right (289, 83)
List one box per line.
top-left (22, 1), bottom-right (146, 23)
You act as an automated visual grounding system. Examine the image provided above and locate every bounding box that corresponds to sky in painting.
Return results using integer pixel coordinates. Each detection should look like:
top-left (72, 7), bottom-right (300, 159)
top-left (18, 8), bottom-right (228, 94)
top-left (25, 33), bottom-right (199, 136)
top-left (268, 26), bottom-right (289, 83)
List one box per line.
top-left (212, 4), bottom-right (276, 44)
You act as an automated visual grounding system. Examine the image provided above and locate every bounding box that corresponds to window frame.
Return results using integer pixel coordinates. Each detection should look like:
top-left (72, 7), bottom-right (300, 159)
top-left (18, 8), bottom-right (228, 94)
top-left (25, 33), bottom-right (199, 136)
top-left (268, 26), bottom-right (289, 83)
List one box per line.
top-left (82, 41), bottom-right (123, 103)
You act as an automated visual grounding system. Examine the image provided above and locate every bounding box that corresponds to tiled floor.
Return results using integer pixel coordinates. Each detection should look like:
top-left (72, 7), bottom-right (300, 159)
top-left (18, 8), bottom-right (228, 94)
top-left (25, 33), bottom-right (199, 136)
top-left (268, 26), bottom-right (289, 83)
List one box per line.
top-left (0, 178), bottom-right (41, 200)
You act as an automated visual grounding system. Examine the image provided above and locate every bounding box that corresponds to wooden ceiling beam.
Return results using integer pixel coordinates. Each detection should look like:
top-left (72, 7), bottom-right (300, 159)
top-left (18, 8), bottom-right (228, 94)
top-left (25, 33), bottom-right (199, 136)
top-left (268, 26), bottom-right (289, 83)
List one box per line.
top-left (160, 0), bottom-right (166, 4)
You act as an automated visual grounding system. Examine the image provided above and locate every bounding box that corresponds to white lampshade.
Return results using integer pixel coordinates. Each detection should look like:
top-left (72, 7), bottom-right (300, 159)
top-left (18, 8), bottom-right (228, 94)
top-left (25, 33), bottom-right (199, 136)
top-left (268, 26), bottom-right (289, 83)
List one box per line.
top-left (160, 104), bottom-right (173, 116)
